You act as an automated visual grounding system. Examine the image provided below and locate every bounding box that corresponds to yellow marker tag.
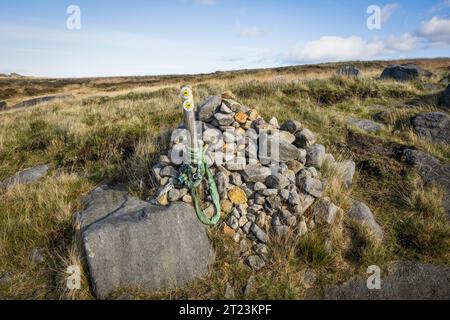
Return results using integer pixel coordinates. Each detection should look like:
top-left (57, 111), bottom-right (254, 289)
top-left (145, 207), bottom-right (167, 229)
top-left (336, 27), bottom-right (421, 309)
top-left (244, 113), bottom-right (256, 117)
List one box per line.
top-left (183, 100), bottom-right (194, 112)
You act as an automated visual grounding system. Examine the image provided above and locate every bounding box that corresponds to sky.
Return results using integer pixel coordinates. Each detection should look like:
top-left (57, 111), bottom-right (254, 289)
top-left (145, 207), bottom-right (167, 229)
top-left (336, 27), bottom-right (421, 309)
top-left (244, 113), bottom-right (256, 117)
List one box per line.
top-left (0, 0), bottom-right (449, 77)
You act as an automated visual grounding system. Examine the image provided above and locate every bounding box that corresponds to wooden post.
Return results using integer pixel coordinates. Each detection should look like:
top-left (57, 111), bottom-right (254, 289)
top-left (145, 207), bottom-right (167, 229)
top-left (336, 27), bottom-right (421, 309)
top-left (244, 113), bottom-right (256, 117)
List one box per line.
top-left (180, 85), bottom-right (198, 151)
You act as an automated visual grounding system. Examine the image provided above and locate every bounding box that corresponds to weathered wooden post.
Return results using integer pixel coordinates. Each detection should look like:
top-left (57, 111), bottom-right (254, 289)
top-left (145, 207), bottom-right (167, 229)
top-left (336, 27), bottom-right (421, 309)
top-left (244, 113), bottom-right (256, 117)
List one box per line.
top-left (180, 85), bottom-right (198, 152)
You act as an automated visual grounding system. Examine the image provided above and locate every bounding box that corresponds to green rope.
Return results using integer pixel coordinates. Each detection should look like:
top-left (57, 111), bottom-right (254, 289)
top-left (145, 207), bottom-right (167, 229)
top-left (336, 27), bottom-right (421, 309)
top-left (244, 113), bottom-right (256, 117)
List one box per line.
top-left (176, 146), bottom-right (221, 226)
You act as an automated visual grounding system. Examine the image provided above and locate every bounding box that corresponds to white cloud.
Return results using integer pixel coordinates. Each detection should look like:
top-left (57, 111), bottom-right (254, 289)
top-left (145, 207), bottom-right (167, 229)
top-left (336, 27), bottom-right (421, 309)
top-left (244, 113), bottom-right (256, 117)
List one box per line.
top-left (381, 3), bottom-right (399, 24)
top-left (386, 33), bottom-right (420, 52)
top-left (283, 36), bottom-right (385, 63)
top-left (282, 33), bottom-right (420, 64)
top-left (238, 26), bottom-right (263, 38)
top-left (417, 16), bottom-right (450, 45)
top-left (429, 0), bottom-right (450, 13)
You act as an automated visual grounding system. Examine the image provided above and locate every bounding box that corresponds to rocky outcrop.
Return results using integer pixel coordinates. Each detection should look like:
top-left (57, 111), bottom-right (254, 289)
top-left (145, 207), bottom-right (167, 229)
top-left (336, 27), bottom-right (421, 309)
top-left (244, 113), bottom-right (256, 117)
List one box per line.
top-left (402, 149), bottom-right (450, 217)
top-left (439, 85), bottom-right (450, 109)
top-left (411, 112), bottom-right (450, 144)
top-left (77, 185), bottom-right (215, 299)
top-left (324, 261), bottom-right (450, 300)
top-left (380, 64), bottom-right (431, 81)
top-left (336, 66), bottom-right (361, 77)
top-left (13, 94), bottom-right (74, 109)
top-left (346, 117), bottom-right (383, 134)
top-left (0, 164), bottom-right (50, 189)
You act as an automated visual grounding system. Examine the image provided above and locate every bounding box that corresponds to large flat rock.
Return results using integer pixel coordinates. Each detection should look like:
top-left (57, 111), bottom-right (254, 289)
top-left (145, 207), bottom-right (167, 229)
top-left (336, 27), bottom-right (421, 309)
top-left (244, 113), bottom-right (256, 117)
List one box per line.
top-left (411, 112), bottom-right (450, 144)
top-left (77, 185), bottom-right (215, 299)
top-left (324, 261), bottom-right (450, 300)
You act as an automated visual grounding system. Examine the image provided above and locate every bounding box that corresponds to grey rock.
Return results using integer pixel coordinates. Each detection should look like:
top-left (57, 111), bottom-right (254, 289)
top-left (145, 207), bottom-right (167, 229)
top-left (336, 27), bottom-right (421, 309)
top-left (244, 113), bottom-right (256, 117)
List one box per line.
top-left (215, 171), bottom-right (229, 199)
top-left (230, 173), bottom-right (242, 186)
top-left (246, 255), bottom-right (266, 271)
top-left (78, 185), bottom-right (214, 299)
top-left (244, 276), bottom-right (255, 297)
top-left (272, 225), bottom-right (290, 237)
top-left (324, 261), bottom-right (450, 300)
top-left (251, 223), bottom-right (269, 243)
top-left (182, 194), bottom-right (192, 203)
top-left (298, 177), bottom-right (323, 198)
top-left (306, 144), bottom-right (326, 167)
top-left (220, 103), bottom-right (233, 114)
top-left (242, 164), bottom-right (272, 183)
top-left (347, 201), bottom-right (384, 242)
top-left (287, 160), bottom-right (304, 174)
top-left (30, 247), bottom-right (45, 265)
top-left (227, 215), bottom-right (239, 230)
top-left (334, 160), bottom-right (356, 188)
top-left (198, 95), bottom-right (221, 121)
top-left (168, 189), bottom-right (182, 202)
top-left (380, 64), bottom-right (424, 81)
top-left (260, 135), bottom-right (301, 163)
top-left (294, 129), bottom-right (317, 148)
top-left (280, 120), bottom-right (302, 134)
top-left (265, 195), bottom-right (282, 212)
top-left (411, 112), bottom-right (450, 144)
top-left (254, 182), bottom-right (267, 192)
top-left (280, 189), bottom-right (290, 201)
top-left (224, 283), bottom-right (235, 299)
top-left (269, 117), bottom-right (280, 128)
top-left (288, 190), bottom-right (301, 206)
top-left (295, 193), bottom-right (316, 215)
top-left (160, 166), bottom-right (178, 178)
top-left (313, 198), bottom-right (340, 225)
top-left (346, 117), bottom-right (383, 134)
top-left (214, 113), bottom-right (235, 126)
top-left (336, 65), bottom-right (361, 77)
top-left (402, 149), bottom-right (450, 217)
top-left (255, 194), bottom-right (266, 205)
top-left (243, 221), bottom-right (252, 234)
top-left (439, 85), bottom-right (450, 109)
top-left (0, 164), bottom-right (50, 189)
top-left (262, 189), bottom-right (278, 197)
top-left (265, 174), bottom-right (290, 190)
top-left (0, 272), bottom-right (12, 285)
top-left (278, 130), bottom-right (296, 144)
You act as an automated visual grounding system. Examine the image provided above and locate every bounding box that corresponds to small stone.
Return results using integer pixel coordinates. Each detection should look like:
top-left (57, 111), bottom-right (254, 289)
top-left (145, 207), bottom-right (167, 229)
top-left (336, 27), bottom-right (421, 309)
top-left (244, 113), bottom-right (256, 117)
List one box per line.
top-left (225, 162), bottom-right (246, 171)
top-left (280, 189), bottom-right (290, 201)
top-left (198, 95), bottom-right (222, 122)
top-left (299, 221), bottom-right (308, 236)
top-left (288, 190), bottom-right (301, 206)
top-left (306, 144), bottom-right (326, 167)
top-left (280, 120), bottom-right (302, 134)
top-left (240, 239), bottom-right (251, 253)
top-left (30, 247), bottom-right (45, 265)
top-left (230, 173), bottom-right (243, 186)
top-left (242, 164), bottom-right (272, 183)
top-left (228, 187), bottom-right (248, 205)
top-left (265, 174), bottom-right (290, 190)
top-left (160, 166), bottom-right (178, 178)
top-left (256, 212), bottom-right (267, 229)
top-left (224, 224), bottom-right (236, 236)
top-left (232, 232), bottom-right (241, 243)
top-left (243, 221), bottom-right (252, 234)
top-left (265, 196), bottom-right (282, 212)
top-left (287, 160), bottom-right (304, 174)
top-left (269, 117), bottom-right (280, 128)
top-left (227, 215), bottom-right (239, 230)
top-left (222, 91), bottom-right (236, 100)
top-left (347, 201), bottom-right (384, 243)
top-left (237, 204), bottom-right (248, 216)
top-left (298, 177), bottom-right (323, 198)
top-left (168, 189), bottom-right (182, 202)
top-left (246, 255), bottom-right (266, 271)
top-left (159, 155), bottom-right (172, 166)
top-left (248, 109), bottom-right (259, 121)
top-left (220, 103), bottom-right (233, 114)
top-left (294, 129), bottom-right (317, 148)
top-left (235, 112), bottom-right (248, 124)
top-left (262, 189), bottom-right (278, 197)
top-left (239, 216), bottom-right (249, 228)
top-left (160, 177), bottom-right (169, 186)
top-left (279, 130), bottom-right (296, 144)
top-left (182, 194), bottom-right (192, 203)
top-left (254, 182), bottom-right (267, 192)
top-left (232, 207), bottom-right (240, 219)
top-left (221, 200), bottom-right (233, 215)
top-left (242, 184), bottom-right (254, 198)
top-left (215, 113), bottom-right (235, 126)
top-left (313, 198), bottom-right (340, 225)
top-left (244, 276), bottom-right (255, 297)
top-left (216, 171), bottom-right (229, 198)
top-left (157, 193), bottom-right (169, 206)
top-left (225, 283), bottom-right (235, 299)
top-left (251, 224), bottom-right (269, 243)
top-left (255, 194), bottom-right (266, 205)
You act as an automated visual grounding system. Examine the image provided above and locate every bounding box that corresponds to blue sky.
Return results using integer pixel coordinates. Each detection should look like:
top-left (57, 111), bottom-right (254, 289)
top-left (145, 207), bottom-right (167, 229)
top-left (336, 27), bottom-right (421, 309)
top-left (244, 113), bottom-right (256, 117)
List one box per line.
top-left (0, 0), bottom-right (449, 77)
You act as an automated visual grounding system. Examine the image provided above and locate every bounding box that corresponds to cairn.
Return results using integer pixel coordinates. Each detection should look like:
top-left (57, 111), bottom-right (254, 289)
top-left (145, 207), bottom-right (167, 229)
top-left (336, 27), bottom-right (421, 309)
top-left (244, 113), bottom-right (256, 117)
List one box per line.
top-left (151, 90), bottom-right (355, 271)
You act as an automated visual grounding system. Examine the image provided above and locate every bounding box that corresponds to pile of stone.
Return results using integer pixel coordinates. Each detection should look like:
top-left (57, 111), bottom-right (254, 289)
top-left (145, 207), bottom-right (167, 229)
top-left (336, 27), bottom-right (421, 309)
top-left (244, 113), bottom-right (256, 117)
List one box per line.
top-left (151, 92), bottom-right (356, 271)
